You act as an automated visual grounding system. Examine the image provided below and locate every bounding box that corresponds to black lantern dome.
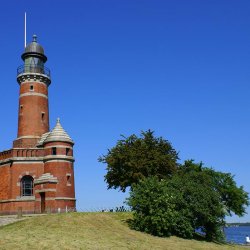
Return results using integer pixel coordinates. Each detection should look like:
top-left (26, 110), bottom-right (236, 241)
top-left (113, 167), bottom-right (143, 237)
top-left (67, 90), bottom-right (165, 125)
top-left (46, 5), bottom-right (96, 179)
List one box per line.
top-left (17, 35), bottom-right (51, 85)
top-left (21, 35), bottom-right (47, 62)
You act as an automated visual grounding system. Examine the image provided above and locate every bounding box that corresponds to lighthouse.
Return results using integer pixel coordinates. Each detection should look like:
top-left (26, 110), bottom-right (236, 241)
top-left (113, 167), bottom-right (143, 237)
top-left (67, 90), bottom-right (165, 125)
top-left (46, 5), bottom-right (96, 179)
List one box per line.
top-left (0, 36), bottom-right (76, 214)
top-left (14, 35), bottom-right (50, 148)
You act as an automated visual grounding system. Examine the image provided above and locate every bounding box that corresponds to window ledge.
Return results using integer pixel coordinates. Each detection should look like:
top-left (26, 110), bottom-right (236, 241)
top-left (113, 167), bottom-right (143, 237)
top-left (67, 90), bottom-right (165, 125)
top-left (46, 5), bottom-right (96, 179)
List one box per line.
top-left (16, 196), bottom-right (35, 201)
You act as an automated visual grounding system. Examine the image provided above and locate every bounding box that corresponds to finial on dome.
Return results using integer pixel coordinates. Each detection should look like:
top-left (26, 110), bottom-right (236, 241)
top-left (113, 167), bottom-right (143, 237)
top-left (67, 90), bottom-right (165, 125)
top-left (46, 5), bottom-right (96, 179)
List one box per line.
top-left (57, 117), bottom-right (60, 123)
top-left (32, 34), bottom-right (37, 42)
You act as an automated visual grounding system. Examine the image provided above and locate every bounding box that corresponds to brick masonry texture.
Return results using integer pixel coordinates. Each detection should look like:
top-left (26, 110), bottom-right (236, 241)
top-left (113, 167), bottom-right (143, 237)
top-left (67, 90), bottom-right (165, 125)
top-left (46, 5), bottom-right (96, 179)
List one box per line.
top-left (17, 81), bottom-right (50, 139)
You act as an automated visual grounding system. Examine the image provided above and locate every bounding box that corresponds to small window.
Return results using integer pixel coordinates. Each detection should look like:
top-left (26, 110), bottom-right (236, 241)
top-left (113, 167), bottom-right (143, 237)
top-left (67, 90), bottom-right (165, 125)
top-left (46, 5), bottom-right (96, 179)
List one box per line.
top-left (21, 175), bottom-right (33, 196)
top-left (66, 174), bottom-right (71, 186)
top-left (52, 147), bottom-right (57, 155)
top-left (66, 148), bottom-right (70, 156)
top-left (30, 85), bottom-right (34, 91)
top-left (41, 112), bottom-right (45, 121)
top-left (20, 105), bottom-right (23, 111)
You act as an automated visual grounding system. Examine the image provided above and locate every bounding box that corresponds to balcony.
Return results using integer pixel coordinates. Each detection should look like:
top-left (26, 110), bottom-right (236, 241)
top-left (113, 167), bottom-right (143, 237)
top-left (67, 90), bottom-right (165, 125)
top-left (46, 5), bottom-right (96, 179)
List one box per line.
top-left (17, 64), bottom-right (51, 85)
top-left (17, 64), bottom-right (51, 78)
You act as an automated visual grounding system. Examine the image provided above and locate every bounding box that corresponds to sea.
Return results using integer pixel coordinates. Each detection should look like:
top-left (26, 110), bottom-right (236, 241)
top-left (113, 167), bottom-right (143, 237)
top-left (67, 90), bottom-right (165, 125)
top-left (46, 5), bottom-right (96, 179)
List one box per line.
top-left (224, 226), bottom-right (250, 244)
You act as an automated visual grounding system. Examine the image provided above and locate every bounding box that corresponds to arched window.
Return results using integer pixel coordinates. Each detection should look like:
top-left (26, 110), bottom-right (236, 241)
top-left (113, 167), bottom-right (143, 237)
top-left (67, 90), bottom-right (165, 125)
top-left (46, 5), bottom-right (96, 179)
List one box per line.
top-left (21, 175), bottom-right (34, 196)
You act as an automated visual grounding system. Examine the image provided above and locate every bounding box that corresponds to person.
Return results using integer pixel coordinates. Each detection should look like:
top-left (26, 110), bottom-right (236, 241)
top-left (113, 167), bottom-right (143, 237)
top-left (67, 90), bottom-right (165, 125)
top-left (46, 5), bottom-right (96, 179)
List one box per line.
top-left (246, 235), bottom-right (250, 244)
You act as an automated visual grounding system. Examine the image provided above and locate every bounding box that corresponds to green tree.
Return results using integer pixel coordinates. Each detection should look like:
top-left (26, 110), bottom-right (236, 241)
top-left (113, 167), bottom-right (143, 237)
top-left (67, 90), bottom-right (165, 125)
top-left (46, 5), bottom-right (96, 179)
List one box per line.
top-left (99, 130), bottom-right (179, 192)
top-left (127, 161), bottom-right (249, 241)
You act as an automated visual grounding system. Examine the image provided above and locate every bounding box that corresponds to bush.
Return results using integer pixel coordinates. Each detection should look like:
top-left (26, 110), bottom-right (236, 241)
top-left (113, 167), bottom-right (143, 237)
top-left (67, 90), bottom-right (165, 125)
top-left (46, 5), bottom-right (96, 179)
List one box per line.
top-left (127, 177), bottom-right (194, 238)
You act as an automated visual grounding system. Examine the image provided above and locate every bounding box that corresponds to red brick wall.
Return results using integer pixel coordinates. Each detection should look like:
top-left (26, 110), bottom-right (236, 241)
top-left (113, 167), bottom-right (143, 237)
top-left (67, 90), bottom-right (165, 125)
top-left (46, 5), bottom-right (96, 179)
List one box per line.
top-left (16, 81), bottom-right (49, 148)
top-left (20, 81), bottom-right (48, 96)
top-left (0, 201), bottom-right (36, 215)
top-left (0, 165), bottom-right (11, 200)
top-left (44, 161), bottom-right (75, 198)
top-left (18, 95), bottom-right (49, 136)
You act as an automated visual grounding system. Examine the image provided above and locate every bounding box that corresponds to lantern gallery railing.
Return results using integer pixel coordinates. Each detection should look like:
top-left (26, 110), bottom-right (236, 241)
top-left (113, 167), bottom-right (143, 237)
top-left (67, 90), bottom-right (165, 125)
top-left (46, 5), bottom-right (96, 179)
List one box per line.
top-left (17, 64), bottom-right (51, 78)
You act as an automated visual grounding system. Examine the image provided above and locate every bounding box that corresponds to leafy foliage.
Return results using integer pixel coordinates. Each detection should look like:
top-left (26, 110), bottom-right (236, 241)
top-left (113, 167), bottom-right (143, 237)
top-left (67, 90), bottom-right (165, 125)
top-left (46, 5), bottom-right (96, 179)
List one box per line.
top-left (99, 130), bottom-right (179, 192)
top-left (180, 160), bottom-right (249, 218)
top-left (127, 177), bottom-right (179, 237)
top-left (127, 161), bottom-right (249, 241)
top-left (169, 162), bottom-right (226, 241)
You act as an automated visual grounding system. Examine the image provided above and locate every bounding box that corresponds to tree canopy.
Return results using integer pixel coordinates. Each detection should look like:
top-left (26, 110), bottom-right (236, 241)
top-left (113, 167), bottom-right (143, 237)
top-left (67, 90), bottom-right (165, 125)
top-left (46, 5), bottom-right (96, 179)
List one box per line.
top-left (99, 130), bottom-right (179, 192)
top-left (127, 161), bottom-right (249, 241)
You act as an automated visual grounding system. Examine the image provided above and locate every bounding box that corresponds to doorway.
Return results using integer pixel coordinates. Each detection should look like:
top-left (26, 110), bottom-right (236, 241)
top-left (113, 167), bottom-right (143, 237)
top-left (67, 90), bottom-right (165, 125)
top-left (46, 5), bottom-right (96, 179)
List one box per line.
top-left (40, 192), bottom-right (45, 213)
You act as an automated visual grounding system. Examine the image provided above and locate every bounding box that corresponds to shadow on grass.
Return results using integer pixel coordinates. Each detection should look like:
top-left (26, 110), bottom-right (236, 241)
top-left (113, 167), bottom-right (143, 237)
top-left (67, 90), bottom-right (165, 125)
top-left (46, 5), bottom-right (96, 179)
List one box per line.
top-left (193, 233), bottom-right (236, 246)
top-left (125, 218), bottom-right (236, 247)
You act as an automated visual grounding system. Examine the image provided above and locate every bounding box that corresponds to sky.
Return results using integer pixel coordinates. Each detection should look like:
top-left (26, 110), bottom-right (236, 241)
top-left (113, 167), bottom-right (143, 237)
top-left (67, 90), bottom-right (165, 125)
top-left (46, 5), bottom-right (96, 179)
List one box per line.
top-left (0, 0), bottom-right (250, 222)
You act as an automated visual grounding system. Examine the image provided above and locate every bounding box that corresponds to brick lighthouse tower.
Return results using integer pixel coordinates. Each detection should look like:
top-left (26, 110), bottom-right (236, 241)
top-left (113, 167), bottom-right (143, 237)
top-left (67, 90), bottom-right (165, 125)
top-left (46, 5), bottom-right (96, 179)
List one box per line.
top-left (0, 36), bottom-right (76, 214)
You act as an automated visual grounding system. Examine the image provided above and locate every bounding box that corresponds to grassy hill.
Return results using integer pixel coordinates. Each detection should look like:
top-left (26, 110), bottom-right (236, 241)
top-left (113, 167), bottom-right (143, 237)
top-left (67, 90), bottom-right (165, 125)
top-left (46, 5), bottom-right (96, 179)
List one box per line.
top-left (0, 212), bottom-right (244, 250)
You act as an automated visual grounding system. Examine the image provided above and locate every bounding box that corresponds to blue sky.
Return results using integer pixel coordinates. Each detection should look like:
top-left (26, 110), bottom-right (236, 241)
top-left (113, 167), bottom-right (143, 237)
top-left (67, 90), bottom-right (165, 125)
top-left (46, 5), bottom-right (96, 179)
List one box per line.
top-left (0, 0), bottom-right (250, 222)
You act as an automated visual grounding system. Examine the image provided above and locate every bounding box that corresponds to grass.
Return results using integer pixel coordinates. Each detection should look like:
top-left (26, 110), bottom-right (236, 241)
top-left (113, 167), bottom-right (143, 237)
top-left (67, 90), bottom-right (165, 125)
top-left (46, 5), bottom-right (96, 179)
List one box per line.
top-left (0, 212), bottom-right (244, 250)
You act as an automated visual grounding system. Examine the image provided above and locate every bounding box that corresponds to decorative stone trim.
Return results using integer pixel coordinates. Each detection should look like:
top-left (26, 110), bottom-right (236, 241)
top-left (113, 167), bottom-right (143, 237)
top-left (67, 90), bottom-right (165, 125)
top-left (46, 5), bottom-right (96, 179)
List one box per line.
top-left (0, 158), bottom-right (43, 166)
top-left (0, 162), bottom-right (11, 167)
top-left (0, 196), bottom-right (35, 203)
top-left (18, 173), bottom-right (36, 183)
top-left (36, 197), bottom-right (75, 201)
top-left (19, 92), bottom-right (48, 99)
top-left (55, 197), bottom-right (76, 201)
top-left (0, 159), bottom-right (12, 165)
top-left (16, 196), bottom-right (35, 200)
top-left (17, 73), bottom-right (51, 85)
top-left (34, 179), bottom-right (58, 185)
top-left (0, 156), bottom-right (74, 165)
top-left (15, 136), bottom-right (41, 139)
top-left (0, 196), bottom-right (75, 203)
top-left (34, 173), bottom-right (59, 185)
top-left (45, 145), bottom-right (73, 149)
top-left (43, 155), bottom-right (74, 162)
top-left (12, 158), bottom-right (44, 162)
